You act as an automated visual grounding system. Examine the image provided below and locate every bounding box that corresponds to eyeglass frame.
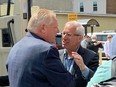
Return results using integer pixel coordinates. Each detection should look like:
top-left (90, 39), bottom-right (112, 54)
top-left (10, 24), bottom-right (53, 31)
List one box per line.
top-left (61, 32), bottom-right (81, 37)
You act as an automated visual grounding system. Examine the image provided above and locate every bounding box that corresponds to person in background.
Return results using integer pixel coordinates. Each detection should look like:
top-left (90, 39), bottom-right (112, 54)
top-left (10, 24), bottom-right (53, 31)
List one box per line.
top-left (110, 35), bottom-right (116, 58)
top-left (87, 34), bottom-right (103, 54)
top-left (87, 35), bottom-right (116, 87)
top-left (59, 21), bottom-right (99, 87)
top-left (104, 34), bottom-right (112, 59)
top-left (81, 35), bottom-right (90, 48)
top-left (6, 9), bottom-right (75, 87)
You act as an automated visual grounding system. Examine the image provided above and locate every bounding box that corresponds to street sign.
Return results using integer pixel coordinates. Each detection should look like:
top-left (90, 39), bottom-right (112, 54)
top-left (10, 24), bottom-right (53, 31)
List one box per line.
top-left (68, 13), bottom-right (78, 21)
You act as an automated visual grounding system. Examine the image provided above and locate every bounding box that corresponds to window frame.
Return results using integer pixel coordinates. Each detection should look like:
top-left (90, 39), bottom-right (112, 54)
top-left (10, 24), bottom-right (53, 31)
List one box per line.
top-left (93, 1), bottom-right (98, 12)
top-left (80, 2), bottom-right (84, 12)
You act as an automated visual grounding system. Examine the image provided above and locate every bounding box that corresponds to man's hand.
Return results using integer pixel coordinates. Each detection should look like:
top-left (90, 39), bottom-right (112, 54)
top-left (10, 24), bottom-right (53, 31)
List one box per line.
top-left (72, 52), bottom-right (86, 72)
top-left (94, 41), bottom-right (102, 46)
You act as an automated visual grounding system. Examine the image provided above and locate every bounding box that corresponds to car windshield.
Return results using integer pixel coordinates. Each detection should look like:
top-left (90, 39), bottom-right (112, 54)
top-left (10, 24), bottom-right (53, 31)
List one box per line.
top-left (97, 35), bottom-right (107, 41)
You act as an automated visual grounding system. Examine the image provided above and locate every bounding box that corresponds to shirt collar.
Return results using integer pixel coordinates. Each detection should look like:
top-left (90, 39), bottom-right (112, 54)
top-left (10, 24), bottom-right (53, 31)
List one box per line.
top-left (63, 48), bottom-right (79, 59)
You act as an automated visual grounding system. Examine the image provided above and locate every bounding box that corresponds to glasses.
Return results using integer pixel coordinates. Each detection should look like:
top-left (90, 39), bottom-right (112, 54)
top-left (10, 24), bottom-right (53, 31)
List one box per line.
top-left (62, 32), bottom-right (80, 37)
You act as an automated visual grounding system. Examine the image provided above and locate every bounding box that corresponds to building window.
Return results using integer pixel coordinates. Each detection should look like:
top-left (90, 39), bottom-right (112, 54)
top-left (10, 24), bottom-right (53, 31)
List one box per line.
top-left (80, 2), bottom-right (84, 12)
top-left (2, 28), bottom-right (11, 47)
top-left (93, 2), bottom-right (97, 11)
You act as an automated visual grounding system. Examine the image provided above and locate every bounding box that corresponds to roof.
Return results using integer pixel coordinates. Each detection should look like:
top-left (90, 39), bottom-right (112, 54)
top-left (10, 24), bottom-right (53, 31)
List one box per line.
top-left (77, 19), bottom-right (100, 27)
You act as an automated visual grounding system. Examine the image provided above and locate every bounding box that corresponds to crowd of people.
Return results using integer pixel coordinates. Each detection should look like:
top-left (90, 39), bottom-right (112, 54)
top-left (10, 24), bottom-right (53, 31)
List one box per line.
top-left (81, 33), bottom-right (113, 59)
top-left (0, 8), bottom-right (115, 87)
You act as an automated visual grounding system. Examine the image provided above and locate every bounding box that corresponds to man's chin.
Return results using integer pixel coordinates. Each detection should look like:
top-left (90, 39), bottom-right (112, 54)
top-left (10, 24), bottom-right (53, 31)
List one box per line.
top-left (62, 45), bottom-right (65, 47)
top-left (62, 45), bottom-right (67, 48)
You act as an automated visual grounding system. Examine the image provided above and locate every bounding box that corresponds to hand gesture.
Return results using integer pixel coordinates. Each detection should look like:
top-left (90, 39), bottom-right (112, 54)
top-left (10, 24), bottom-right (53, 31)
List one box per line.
top-left (72, 52), bottom-right (86, 71)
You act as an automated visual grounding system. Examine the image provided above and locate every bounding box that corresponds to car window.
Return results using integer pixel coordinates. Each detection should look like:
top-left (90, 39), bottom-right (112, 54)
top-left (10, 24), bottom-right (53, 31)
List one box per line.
top-left (97, 35), bottom-right (107, 41)
top-left (55, 33), bottom-right (63, 49)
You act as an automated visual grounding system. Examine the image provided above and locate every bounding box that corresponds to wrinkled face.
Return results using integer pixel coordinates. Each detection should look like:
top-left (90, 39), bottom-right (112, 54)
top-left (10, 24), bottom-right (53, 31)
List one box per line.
top-left (62, 25), bottom-right (82, 51)
top-left (44, 17), bottom-right (59, 44)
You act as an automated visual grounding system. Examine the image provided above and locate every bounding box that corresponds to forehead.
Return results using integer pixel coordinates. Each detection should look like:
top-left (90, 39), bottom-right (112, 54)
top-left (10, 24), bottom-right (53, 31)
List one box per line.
top-left (63, 24), bottom-right (77, 32)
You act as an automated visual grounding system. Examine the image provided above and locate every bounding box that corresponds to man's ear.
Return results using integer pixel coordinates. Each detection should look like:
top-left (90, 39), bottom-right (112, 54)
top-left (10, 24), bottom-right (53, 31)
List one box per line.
top-left (40, 23), bottom-right (46, 34)
top-left (79, 36), bottom-right (83, 40)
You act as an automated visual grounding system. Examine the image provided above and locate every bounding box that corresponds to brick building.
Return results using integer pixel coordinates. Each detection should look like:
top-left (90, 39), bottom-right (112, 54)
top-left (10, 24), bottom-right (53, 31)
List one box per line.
top-left (107, 0), bottom-right (116, 14)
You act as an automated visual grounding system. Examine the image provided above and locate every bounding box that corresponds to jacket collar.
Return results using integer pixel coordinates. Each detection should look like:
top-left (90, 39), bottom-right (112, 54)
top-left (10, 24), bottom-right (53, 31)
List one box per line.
top-left (77, 46), bottom-right (85, 55)
top-left (26, 32), bottom-right (45, 41)
top-left (63, 46), bottom-right (85, 58)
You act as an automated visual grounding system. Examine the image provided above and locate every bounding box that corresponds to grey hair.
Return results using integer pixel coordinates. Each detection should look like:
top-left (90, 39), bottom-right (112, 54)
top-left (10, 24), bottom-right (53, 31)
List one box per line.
top-left (75, 22), bottom-right (85, 36)
top-left (27, 9), bottom-right (56, 31)
top-left (65, 21), bottom-right (85, 36)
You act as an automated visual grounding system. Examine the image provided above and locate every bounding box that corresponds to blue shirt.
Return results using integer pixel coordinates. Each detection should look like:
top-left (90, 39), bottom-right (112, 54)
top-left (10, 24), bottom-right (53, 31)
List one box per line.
top-left (64, 57), bottom-right (74, 74)
top-left (63, 49), bottom-right (89, 79)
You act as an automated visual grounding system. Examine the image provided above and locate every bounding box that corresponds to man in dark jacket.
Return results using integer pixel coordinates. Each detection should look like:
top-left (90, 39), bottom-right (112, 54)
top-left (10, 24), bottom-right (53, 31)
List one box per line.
top-left (59, 21), bottom-right (99, 87)
top-left (87, 34), bottom-right (103, 54)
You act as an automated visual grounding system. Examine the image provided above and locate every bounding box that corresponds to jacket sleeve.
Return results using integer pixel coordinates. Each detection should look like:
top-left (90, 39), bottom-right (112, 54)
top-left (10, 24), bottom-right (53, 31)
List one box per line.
top-left (87, 41), bottom-right (94, 49)
top-left (87, 53), bottom-right (99, 80)
top-left (43, 46), bottom-right (75, 87)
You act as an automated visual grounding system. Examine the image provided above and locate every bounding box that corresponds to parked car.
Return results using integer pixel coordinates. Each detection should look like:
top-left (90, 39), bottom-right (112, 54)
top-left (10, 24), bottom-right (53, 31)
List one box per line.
top-left (55, 33), bottom-right (63, 49)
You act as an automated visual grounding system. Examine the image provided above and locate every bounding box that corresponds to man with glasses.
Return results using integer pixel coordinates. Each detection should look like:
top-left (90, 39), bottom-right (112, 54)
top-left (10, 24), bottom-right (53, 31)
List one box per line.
top-left (59, 21), bottom-right (99, 87)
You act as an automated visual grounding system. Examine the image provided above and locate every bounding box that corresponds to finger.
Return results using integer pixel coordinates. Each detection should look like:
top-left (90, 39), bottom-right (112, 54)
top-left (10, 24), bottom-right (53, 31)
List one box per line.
top-left (72, 52), bottom-right (79, 57)
top-left (72, 51), bottom-right (78, 55)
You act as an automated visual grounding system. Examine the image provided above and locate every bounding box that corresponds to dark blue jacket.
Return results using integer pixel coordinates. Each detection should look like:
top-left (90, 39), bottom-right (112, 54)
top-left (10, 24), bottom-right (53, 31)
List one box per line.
top-left (6, 32), bottom-right (75, 87)
top-left (59, 46), bottom-right (99, 87)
